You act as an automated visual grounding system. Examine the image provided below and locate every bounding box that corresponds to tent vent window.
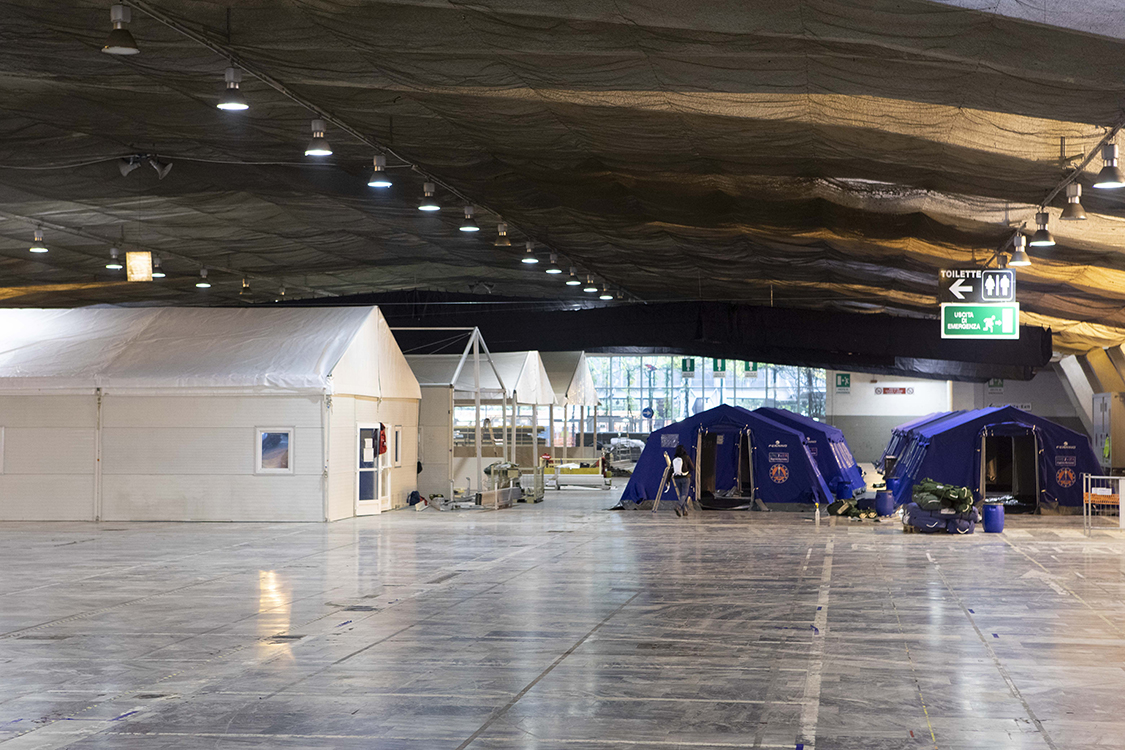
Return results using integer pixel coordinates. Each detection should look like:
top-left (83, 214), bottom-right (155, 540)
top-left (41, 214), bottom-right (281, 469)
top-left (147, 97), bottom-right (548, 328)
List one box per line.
top-left (256, 428), bottom-right (294, 474)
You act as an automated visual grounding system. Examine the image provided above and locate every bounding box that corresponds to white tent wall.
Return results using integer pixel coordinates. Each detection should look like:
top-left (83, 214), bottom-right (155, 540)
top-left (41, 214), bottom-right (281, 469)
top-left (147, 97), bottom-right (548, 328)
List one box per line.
top-left (0, 395), bottom-right (97, 520)
top-left (0, 307), bottom-right (421, 522)
top-left (101, 395), bottom-right (325, 522)
top-left (539, 351), bottom-right (600, 460)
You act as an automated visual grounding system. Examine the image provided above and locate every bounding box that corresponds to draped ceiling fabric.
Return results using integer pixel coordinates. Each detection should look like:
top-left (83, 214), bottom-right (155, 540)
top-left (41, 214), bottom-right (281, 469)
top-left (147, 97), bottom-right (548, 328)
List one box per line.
top-left (1, 1), bottom-right (1125, 356)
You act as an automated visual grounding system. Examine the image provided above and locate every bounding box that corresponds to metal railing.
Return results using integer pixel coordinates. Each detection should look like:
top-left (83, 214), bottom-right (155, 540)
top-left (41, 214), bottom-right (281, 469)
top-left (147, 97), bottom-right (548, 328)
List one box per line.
top-left (1083, 474), bottom-right (1123, 535)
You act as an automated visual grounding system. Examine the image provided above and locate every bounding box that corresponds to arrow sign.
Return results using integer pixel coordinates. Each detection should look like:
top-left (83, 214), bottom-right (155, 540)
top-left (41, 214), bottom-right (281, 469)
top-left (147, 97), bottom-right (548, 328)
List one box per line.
top-left (948, 277), bottom-right (973, 300)
top-left (940, 268), bottom-right (1016, 304)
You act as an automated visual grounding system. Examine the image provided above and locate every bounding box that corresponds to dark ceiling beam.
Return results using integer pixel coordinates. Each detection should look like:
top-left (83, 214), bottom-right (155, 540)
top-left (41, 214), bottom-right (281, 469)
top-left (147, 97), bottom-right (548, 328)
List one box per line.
top-left (308, 291), bottom-right (1052, 381)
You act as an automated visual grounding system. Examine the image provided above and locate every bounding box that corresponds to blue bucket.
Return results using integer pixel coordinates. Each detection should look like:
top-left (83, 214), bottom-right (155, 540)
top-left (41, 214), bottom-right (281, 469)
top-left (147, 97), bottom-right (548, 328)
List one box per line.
top-left (983, 503), bottom-right (1005, 533)
top-left (875, 491), bottom-right (895, 517)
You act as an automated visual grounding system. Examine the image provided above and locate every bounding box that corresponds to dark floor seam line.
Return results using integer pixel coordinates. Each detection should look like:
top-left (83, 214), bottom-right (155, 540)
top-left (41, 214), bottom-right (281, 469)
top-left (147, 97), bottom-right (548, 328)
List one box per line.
top-left (929, 556), bottom-right (1059, 750)
top-left (455, 592), bottom-right (641, 750)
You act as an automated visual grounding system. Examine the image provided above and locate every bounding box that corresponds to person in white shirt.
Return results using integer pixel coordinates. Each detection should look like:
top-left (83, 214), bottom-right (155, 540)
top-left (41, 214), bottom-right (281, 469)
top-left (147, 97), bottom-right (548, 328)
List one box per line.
top-left (671, 445), bottom-right (694, 517)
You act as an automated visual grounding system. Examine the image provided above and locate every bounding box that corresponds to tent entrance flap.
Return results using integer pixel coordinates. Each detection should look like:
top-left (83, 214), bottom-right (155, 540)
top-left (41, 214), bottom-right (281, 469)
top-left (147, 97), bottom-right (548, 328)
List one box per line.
top-left (983, 432), bottom-right (1039, 509)
top-left (738, 430), bottom-right (754, 497)
top-left (697, 426), bottom-right (754, 509)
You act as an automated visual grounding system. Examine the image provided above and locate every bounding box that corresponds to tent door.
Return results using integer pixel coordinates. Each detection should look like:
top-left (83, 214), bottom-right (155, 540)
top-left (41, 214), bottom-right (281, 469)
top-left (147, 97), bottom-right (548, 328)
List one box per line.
top-left (356, 424), bottom-right (386, 516)
top-left (738, 429), bottom-right (754, 496)
top-left (982, 432), bottom-right (1038, 511)
top-left (698, 431), bottom-right (718, 496)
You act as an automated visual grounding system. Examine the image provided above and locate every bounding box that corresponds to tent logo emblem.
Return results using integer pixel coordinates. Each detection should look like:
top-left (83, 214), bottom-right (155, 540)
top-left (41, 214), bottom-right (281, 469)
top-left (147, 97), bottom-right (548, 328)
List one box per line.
top-left (1056, 468), bottom-right (1076, 488)
top-left (769, 464), bottom-right (790, 484)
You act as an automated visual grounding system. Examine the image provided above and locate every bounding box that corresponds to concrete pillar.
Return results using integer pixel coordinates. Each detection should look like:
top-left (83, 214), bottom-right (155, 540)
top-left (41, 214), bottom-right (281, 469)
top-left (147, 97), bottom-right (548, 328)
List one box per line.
top-left (1084, 348), bottom-right (1125, 394)
top-left (1055, 356), bottom-right (1095, 438)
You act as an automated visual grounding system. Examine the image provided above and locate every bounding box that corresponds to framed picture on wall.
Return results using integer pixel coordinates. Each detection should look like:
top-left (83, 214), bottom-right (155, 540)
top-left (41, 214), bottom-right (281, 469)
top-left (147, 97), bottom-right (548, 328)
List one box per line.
top-left (255, 427), bottom-right (294, 474)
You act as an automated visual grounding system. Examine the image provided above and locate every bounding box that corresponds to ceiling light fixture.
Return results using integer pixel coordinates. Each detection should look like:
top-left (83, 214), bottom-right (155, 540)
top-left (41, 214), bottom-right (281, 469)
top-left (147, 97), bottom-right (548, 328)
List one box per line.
top-left (196, 268), bottom-right (211, 288)
top-left (583, 276), bottom-right (598, 293)
top-left (240, 278), bottom-right (252, 296)
top-left (418, 182), bottom-right (440, 211)
top-left (106, 247), bottom-right (123, 270)
top-left (1009, 234), bottom-right (1031, 266)
top-left (1093, 144), bottom-right (1125, 189)
top-left (304, 118), bottom-right (332, 156)
top-left (118, 156), bottom-right (142, 177)
top-left (29, 228), bottom-right (47, 254)
top-left (565, 267), bottom-right (581, 286)
top-left (494, 222), bottom-right (510, 247)
top-left (149, 157), bottom-right (172, 180)
top-left (460, 206), bottom-right (480, 232)
top-left (545, 253), bottom-right (562, 274)
top-left (1060, 182), bottom-right (1087, 220)
top-left (217, 66), bottom-right (248, 111)
top-left (102, 4), bottom-right (139, 56)
top-left (151, 256), bottom-right (165, 278)
top-left (521, 241), bottom-right (538, 263)
top-left (367, 155), bottom-right (392, 188)
top-left (599, 286), bottom-right (613, 300)
top-left (1029, 211), bottom-right (1055, 247)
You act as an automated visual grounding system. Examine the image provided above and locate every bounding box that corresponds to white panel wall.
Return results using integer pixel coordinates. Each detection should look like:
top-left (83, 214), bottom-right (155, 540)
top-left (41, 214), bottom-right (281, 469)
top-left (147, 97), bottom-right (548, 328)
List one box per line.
top-left (100, 395), bottom-right (325, 521)
top-left (0, 395), bottom-right (96, 520)
top-left (327, 395), bottom-right (357, 521)
top-left (826, 372), bottom-right (952, 463)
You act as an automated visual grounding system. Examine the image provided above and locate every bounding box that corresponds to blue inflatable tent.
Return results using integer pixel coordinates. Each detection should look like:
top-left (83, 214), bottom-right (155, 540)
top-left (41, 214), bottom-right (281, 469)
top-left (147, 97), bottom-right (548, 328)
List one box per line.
top-left (619, 404), bottom-right (834, 508)
top-left (879, 412), bottom-right (947, 469)
top-left (754, 407), bottom-right (866, 498)
top-left (886, 406), bottom-right (1100, 511)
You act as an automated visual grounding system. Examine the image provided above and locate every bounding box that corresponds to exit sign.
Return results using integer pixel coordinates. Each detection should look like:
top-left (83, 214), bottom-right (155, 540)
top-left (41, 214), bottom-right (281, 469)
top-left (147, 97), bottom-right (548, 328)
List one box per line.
top-left (940, 303), bottom-right (1020, 340)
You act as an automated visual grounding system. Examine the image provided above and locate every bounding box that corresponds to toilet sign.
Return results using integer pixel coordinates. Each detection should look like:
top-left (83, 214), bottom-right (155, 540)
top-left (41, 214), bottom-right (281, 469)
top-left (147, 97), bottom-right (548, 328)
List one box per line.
top-left (939, 269), bottom-right (1016, 303)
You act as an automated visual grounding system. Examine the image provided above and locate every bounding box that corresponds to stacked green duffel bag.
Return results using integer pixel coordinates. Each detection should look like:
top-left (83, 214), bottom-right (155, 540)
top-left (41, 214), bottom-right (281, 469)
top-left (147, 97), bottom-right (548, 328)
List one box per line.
top-left (902, 478), bottom-right (980, 534)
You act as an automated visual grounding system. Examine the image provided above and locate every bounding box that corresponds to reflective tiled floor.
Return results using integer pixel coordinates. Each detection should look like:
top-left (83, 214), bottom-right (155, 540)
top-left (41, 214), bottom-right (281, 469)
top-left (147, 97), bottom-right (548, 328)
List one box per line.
top-left (2, 487), bottom-right (1124, 749)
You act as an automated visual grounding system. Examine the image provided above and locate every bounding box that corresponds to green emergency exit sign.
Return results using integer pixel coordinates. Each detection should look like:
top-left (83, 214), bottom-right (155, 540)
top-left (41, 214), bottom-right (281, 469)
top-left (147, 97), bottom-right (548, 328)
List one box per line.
top-left (940, 303), bottom-right (1019, 340)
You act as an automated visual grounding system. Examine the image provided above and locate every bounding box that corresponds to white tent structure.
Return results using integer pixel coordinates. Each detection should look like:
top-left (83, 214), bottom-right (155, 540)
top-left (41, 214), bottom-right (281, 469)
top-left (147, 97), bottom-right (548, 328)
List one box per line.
top-left (402, 329), bottom-right (556, 502)
top-left (0, 307), bottom-right (420, 522)
top-left (540, 351), bottom-right (601, 460)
